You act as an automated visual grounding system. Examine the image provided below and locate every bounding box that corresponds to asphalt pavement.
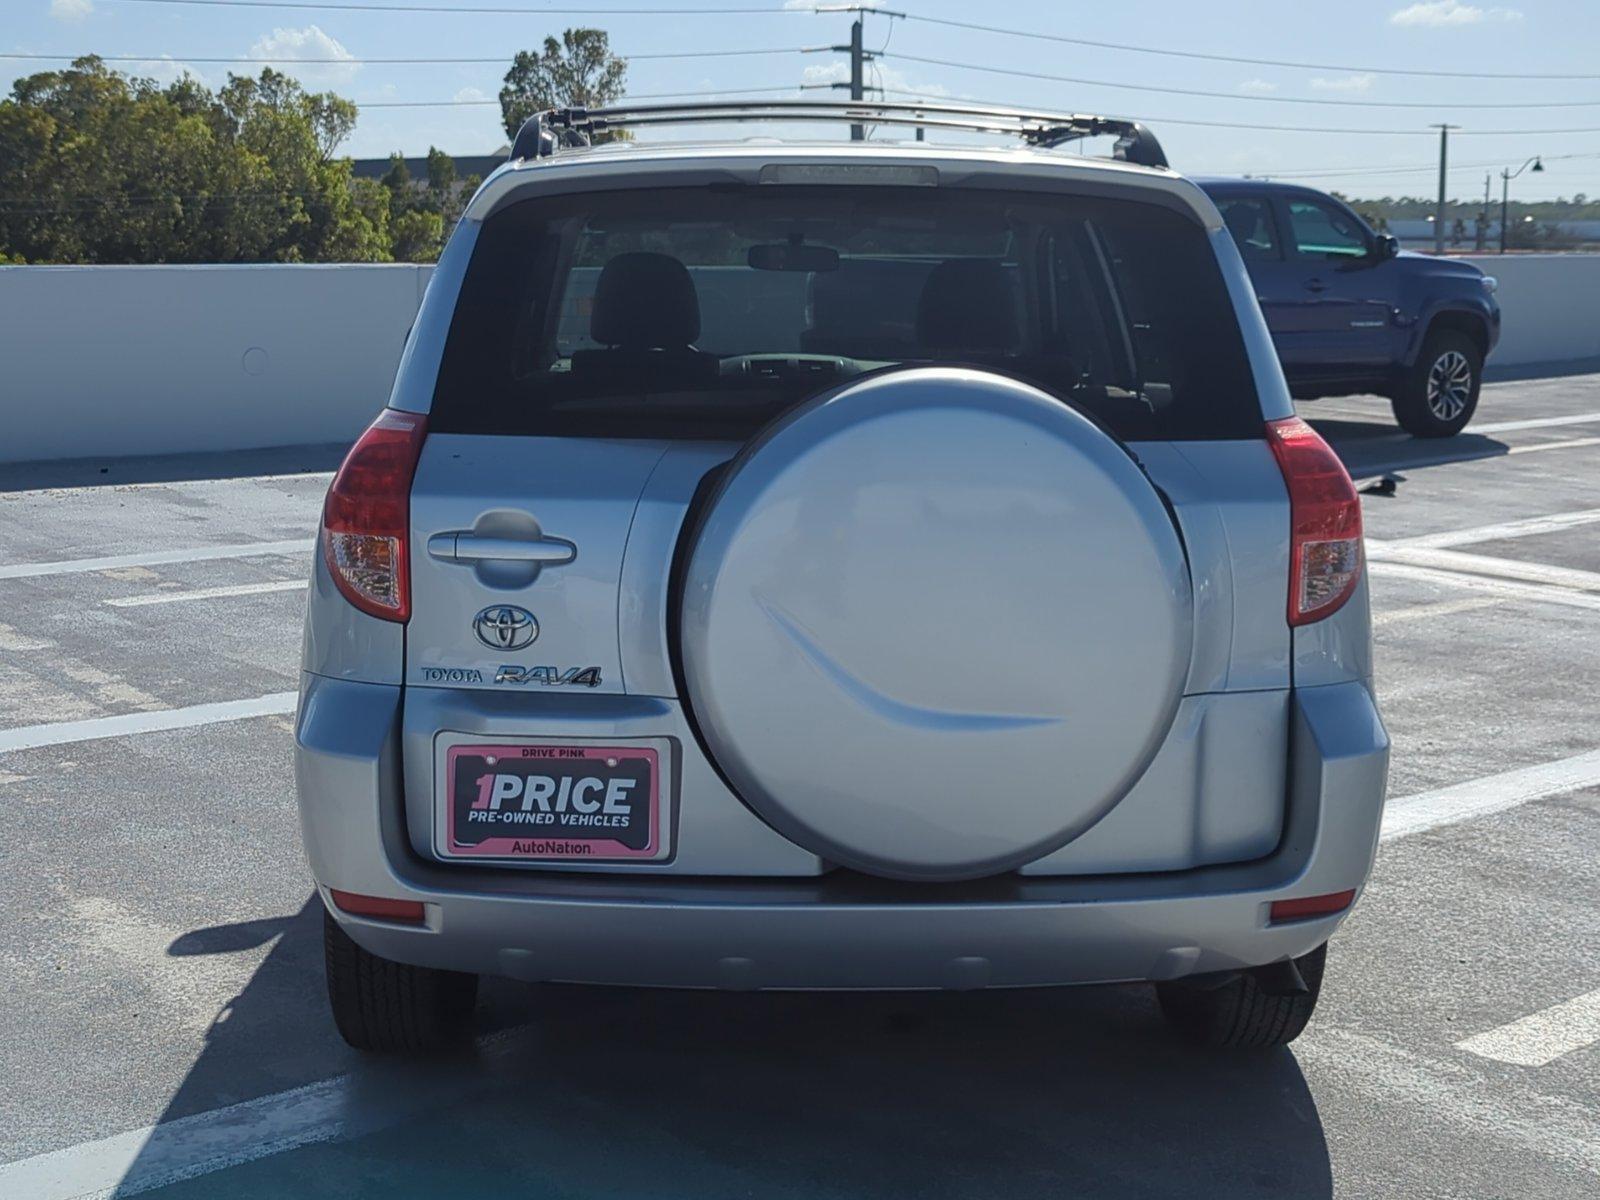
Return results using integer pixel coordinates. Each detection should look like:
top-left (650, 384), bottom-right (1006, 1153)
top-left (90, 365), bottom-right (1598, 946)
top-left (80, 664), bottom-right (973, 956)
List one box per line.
top-left (0, 376), bottom-right (1597, 1199)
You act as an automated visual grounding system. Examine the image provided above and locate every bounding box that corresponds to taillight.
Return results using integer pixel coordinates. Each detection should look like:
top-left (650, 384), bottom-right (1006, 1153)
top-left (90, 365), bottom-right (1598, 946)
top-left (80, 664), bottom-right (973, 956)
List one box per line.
top-left (1265, 416), bottom-right (1363, 626)
top-left (322, 409), bottom-right (428, 622)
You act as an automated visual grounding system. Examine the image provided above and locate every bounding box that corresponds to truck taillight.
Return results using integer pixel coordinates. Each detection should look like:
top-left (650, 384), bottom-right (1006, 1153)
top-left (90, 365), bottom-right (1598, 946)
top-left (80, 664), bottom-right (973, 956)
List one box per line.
top-left (1265, 416), bottom-right (1363, 627)
top-left (322, 409), bottom-right (428, 622)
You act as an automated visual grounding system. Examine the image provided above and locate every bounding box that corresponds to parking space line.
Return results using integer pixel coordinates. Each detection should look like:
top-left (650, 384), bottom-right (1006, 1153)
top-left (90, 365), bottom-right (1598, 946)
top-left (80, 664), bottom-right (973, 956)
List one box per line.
top-left (1468, 412), bottom-right (1600, 435)
top-left (0, 539), bottom-right (312, 581)
top-left (0, 1026), bottom-right (531, 1199)
top-left (1392, 507), bottom-right (1600, 550)
top-left (1366, 543), bottom-right (1600, 593)
top-left (1382, 748), bottom-right (1600, 841)
top-left (1507, 435), bottom-right (1600, 456)
top-left (0, 693), bottom-right (297, 755)
top-left (105, 580), bottom-right (308, 607)
top-left (1367, 562), bottom-right (1600, 612)
top-left (1371, 597), bottom-right (1502, 627)
top-left (1296, 1028), bottom-right (1600, 1177)
top-left (1457, 987), bottom-right (1600, 1068)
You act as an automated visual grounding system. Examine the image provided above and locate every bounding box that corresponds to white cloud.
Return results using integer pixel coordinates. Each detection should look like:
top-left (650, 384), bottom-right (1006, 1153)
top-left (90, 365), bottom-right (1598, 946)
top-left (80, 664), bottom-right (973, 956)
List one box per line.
top-left (132, 56), bottom-right (207, 87)
top-left (49, 0), bottom-right (94, 21)
top-left (1238, 78), bottom-right (1278, 94)
top-left (1389, 2), bottom-right (1523, 27)
top-left (247, 25), bottom-right (359, 86)
top-left (1310, 73), bottom-right (1376, 93)
top-left (453, 86), bottom-right (488, 103)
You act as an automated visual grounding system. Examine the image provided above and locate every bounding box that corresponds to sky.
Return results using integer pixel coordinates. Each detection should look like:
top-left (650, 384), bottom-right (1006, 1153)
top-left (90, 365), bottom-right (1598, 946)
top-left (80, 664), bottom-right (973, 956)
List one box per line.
top-left (8, 0), bottom-right (1600, 201)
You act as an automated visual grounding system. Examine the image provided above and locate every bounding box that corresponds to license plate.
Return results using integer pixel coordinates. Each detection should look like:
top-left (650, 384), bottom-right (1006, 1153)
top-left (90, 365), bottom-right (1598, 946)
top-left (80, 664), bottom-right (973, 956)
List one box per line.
top-left (442, 743), bottom-right (661, 861)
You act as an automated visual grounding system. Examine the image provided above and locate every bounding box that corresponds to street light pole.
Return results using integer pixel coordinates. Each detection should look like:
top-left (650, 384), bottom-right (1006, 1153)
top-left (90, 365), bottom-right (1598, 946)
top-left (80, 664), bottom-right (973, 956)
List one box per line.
top-left (1431, 123), bottom-right (1459, 256)
top-left (1499, 155), bottom-right (1545, 254)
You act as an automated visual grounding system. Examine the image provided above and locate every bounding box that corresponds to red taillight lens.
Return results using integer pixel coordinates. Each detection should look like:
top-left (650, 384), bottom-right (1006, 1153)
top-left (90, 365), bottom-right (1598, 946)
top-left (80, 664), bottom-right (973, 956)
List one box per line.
top-left (328, 888), bottom-right (426, 924)
top-left (1265, 416), bottom-right (1363, 626)
top-left (1269, 888), bottom-right (1357, 924)
top-left (322, 409), bottom-right (427, 622)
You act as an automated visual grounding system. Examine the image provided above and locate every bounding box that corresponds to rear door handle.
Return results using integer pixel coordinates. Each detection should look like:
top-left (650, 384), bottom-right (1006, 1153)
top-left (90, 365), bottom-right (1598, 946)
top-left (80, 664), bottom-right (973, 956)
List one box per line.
top-left (427, 532), bottom-right (577, 566)
top-left (1304, 278), bottom-right (1328, 293)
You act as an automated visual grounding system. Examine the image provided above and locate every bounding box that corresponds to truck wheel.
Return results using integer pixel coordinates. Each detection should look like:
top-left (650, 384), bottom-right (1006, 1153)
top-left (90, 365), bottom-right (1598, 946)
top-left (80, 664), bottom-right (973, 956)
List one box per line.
top-left (323, 907), bottom-right (478, 1052)
top-left (1392, 331), bottom-right (1481, 437)
top-left (1156, 943), bottom-right (1327, 1049)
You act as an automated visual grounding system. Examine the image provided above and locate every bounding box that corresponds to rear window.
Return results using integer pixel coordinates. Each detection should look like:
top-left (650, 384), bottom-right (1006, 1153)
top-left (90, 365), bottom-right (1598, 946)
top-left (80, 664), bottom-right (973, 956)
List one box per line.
top-left (432, 185), bottom-right (1261, 441)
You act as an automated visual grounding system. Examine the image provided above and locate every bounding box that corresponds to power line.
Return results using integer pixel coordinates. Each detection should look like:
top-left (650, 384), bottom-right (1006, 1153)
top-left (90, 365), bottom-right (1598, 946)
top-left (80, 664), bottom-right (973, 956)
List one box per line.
top-left (879, 89), bottom-right (1600, 139)
top-left (359, 83), bottom-right (802, 107)
top-left (102, 0), bottom-right (793, 12)
top-left (0, 47), bottom-right (808, 66)
top-left (884, 52), bottom-right (1600, 111)
top-left (89, 0), bottom-right (1600, 87)
top-left (899, 13), bottom-right (1600, 83)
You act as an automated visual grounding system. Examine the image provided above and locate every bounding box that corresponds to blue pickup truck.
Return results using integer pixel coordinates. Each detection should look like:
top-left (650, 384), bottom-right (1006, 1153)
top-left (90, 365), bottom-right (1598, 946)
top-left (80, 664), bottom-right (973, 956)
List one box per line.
top-left (1198, 179), bottom-right (1501, 437)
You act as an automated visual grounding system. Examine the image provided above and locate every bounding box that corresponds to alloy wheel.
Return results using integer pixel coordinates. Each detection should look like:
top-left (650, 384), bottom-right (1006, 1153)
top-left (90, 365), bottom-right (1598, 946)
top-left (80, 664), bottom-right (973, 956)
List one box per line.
top-left (1426, 350), bottom-right (1474, 421)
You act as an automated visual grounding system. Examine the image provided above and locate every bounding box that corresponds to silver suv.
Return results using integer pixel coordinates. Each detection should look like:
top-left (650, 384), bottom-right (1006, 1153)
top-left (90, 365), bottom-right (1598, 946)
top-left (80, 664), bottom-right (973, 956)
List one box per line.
top-left (296, 100), bottom-right (1389, 1054)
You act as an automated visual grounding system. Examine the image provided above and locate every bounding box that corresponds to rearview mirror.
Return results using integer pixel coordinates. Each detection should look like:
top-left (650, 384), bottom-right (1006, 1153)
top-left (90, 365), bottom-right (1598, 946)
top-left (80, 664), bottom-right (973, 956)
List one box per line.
top-left (748, 243), bottom-right (840, 272)
top-left (1372, 233), bottom-right (1400, 261)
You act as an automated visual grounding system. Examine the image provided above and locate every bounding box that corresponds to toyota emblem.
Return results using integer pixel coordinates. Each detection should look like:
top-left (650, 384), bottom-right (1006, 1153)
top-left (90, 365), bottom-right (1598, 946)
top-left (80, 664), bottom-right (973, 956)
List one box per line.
top-left (472, 605), bottom-right (538, 650)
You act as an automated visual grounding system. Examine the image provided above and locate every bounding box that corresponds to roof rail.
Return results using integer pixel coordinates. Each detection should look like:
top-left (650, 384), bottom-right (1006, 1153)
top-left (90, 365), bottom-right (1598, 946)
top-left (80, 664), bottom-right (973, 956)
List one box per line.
top-left (509, 99), bottom-right (1167, 169)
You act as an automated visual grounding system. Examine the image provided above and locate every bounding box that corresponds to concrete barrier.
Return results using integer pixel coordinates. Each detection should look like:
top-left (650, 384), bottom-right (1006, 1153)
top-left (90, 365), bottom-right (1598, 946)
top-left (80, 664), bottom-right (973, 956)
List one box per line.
top-left (1, 254), bottom-right (1596, 464)
top-left (1461, 254), bottom-right (1600, 368)
top-left (0, 264), bottom-right (432, 464)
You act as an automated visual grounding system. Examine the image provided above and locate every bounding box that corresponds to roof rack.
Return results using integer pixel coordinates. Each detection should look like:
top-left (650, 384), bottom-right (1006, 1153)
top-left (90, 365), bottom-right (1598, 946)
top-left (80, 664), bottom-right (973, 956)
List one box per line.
top-left (509, 98), bottom-right (1167, 169)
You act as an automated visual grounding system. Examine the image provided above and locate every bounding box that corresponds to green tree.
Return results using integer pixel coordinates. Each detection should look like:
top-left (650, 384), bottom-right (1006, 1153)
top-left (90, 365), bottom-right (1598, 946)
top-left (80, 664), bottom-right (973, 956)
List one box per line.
top-left (391, 207), bottom-right (444, 261)
top-left (0, 57), bottom-right (387, 264)
top-left (498, 28), bottom-right (627, 140)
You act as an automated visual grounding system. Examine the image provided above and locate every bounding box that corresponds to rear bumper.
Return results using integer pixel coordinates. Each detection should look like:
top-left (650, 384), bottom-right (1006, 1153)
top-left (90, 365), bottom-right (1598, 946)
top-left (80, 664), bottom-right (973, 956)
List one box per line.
top-left (295, 673), bottom-right (1389, 990)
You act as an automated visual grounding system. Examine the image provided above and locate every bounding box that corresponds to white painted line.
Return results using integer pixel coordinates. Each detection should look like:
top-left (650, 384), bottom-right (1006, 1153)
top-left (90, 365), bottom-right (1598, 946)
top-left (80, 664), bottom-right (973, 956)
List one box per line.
top-left (1350, 435), bottom-right (1600, 479)
top-left (1371, 596), bottom-right (1501, 627)
top-left (1469, 412), bottom-right (1600, 435)
top-left (1457, 987), bottom-right (1600, 1068)
top-left (0, 1026), bottom-right (531, 1199)
top-left (105, 580), bottom-right (308, 608)
top-left (1296, 1028), bottom-right (1600, 1178)
top-left (1394, 507), bottom-right (1600, 550)
top-left (0, 539), bottom-right (312, 581)
top-left (1507, 435), bottom-right (1600, 456)
top-left (0, 1075), bottom-right (351, 1200)
top-left (1368, 562), bottom-right (1600, 613)
top-left (0, 693), bottom-right (297, 755)
top-left (1382, 748), bottom-right (1600, 841)
top-left (1366, 542), bottom-right (1600, 593)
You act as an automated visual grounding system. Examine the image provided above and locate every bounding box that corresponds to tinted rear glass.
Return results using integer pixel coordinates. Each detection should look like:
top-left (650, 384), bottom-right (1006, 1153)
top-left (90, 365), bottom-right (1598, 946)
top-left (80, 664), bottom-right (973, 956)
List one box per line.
top-left (432, 185), bottom-right (1261, 441)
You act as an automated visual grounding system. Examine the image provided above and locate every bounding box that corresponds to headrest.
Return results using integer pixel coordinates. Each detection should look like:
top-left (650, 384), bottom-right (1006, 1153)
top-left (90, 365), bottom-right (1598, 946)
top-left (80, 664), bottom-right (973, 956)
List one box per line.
top-left (1223, 203), bottom-right (1261, 243)
top-left (590, 252), bottom-right (701, 349)
top-left (915, 259), bottom-right (1017, 352)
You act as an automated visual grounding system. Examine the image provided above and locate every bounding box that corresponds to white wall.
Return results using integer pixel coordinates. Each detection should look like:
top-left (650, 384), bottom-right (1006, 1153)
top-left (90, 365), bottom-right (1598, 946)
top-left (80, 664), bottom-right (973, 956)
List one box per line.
top-left (1, 255), bottom-right (1596, 464)
top-left (0, 264), bottom-right (432, 464)
top-left (1461, 254), bottom-right (1600, 367)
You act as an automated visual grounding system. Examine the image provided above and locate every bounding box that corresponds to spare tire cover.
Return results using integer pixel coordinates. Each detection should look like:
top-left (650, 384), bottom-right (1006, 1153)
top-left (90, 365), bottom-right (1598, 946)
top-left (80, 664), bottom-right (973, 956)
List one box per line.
top-left (680, 368), bottom-right (1192, 881)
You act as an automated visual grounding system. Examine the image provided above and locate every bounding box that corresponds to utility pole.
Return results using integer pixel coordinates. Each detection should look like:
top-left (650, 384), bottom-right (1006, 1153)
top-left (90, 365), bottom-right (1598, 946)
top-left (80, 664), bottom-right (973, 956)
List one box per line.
top-left (807, 6), bottom-right (903, 138)
top-left (1431, 123), bottom-right (1458, 256)
top-left (848, 16), bottom-right (865, 140)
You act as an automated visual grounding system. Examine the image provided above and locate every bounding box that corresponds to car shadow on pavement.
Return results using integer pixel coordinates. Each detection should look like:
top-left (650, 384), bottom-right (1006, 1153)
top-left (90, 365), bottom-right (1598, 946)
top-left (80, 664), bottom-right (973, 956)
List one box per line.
top-left (119, 894), bottom-right (1334, 1199)
top-left (1306, 416), bottom-right (1511, 482)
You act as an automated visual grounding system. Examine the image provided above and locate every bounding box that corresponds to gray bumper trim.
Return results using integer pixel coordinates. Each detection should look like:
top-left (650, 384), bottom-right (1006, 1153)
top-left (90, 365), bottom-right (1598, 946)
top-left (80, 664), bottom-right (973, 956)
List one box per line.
top-left (296, 674), bottom-right (1388, 989)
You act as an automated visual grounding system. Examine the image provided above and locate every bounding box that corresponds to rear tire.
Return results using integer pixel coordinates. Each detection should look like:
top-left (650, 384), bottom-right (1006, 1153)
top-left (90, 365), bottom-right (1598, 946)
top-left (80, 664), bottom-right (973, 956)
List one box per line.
top-left (323, 907), bottom-right (478, 1053)
top-left (1156, 943), bottom-right (1327, 1049)
top-left (1392, 330), bottom-right (1481, 437)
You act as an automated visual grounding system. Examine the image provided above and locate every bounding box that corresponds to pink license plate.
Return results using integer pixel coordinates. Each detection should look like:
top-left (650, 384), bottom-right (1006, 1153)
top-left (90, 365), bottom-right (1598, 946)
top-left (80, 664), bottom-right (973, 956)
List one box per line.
top-left (443, 743), bottom-right (660, 860)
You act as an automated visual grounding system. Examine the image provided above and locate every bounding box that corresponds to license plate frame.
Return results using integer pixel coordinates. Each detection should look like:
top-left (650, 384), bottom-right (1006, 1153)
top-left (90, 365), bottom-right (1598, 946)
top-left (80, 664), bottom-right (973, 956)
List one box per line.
top-left (436, 739), bottom-right (666, 863)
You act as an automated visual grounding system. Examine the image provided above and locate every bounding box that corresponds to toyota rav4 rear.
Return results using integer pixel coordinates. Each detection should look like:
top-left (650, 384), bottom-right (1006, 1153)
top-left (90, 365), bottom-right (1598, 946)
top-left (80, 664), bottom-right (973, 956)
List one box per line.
top-left (296, 102), bottom-right (1389, 1054)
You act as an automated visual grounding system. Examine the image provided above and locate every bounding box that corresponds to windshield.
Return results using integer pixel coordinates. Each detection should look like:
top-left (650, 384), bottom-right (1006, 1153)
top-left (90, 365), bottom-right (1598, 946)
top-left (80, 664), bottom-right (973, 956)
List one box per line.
top-left (433, 184), bottom-right (1261, 441)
